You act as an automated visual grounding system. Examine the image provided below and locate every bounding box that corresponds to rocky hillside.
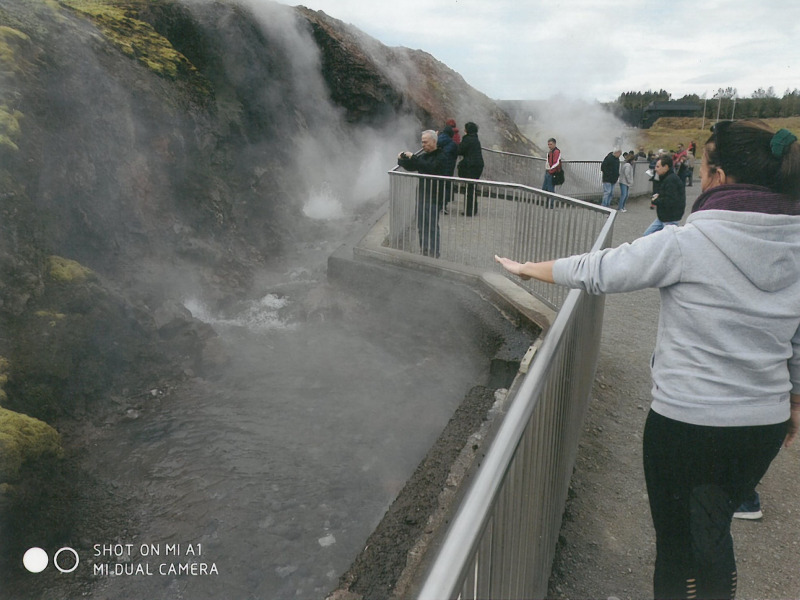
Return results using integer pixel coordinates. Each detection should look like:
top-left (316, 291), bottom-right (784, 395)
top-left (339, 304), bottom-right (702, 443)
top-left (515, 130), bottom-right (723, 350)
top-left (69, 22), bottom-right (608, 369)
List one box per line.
top-left (0, 0), bottom-right (537, 523)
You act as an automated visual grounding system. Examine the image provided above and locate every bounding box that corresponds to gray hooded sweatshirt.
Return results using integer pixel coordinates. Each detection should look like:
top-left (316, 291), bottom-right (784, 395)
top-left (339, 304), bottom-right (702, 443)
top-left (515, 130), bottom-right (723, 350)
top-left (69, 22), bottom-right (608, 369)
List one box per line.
top-left (553, 209), bottom-right (800, 427)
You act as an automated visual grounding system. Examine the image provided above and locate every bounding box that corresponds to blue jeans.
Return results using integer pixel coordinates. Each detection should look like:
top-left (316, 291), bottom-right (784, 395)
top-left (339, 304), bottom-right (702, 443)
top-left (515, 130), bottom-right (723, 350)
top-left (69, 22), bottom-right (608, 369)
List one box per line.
top-left (601, 182), bottom-right (614, 207)
top-left (643, 218), bottom-right (680, 236)
top-left (542, 172), bottom-right (556, 207)
top-left (618, 184), bottom-right (629, 211)
top-left (542, 172), bottom-right (555, 192)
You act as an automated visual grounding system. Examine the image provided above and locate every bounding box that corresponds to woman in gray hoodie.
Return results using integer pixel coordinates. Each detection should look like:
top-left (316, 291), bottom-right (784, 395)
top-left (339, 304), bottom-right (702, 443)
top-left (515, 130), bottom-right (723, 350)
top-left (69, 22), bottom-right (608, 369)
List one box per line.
top-left (496, 119), bottom-right (800, 600)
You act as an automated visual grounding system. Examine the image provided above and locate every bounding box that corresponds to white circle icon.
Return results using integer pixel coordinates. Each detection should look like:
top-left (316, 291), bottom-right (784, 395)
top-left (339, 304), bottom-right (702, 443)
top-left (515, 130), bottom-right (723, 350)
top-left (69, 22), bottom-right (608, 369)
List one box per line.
top-left (53, 547), bottom-right (80, 573)
top-left (23, 547), bottom-right (49, 573)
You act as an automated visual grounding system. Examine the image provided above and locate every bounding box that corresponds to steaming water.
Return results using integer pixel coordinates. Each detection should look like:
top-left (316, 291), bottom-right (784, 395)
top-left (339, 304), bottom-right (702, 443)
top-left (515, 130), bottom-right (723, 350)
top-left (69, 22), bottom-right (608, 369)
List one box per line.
top-left (303, 183), bottom-right (345, 220)
top-left (84, 253), bottom-right (490, 599)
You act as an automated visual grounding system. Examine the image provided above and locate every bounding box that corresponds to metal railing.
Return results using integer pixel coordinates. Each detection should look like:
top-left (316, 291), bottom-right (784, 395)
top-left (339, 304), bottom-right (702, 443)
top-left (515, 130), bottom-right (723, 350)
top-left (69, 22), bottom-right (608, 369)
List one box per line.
top-left (416, 276), bottom-right (608, 600)
top-left (386, 148), bottom-right (616, 599)
top-left (481, 148), bottom-right (654, 203)
top-left (387, 170), bottom-right (611, 309)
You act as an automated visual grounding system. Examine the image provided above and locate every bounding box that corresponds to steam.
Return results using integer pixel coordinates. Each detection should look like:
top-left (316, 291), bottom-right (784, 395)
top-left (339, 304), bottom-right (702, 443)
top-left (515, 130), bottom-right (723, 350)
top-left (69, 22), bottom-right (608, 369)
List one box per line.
top-left (517, 96), bottom-right (633, 160)
top-left (230, 0), bottom-right (420, 215)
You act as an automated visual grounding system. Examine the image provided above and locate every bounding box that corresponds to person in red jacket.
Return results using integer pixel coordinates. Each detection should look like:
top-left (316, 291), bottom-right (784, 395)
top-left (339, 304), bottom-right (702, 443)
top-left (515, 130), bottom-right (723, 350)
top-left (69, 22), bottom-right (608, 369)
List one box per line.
top-left (542, 138), bottom-right (562, 192)
top-left (445, 118), bottom-right (461, 144)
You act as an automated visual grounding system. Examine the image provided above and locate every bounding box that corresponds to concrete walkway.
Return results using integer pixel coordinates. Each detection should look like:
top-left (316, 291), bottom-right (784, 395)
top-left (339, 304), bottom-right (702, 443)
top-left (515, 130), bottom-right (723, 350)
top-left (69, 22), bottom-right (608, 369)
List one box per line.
top-left (549, 186), bottom-right (800, 599)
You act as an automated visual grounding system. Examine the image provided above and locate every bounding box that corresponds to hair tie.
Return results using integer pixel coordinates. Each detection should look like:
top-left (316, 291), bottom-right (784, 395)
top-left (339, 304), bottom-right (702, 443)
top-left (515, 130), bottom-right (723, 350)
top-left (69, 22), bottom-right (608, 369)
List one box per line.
top-left (771, 128), bottom-right (798, 158)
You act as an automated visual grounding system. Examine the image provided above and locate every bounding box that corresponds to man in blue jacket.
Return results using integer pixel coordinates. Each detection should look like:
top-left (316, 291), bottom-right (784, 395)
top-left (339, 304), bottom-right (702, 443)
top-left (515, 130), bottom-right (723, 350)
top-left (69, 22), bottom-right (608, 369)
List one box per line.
top-left (644, 154), bottom-right (686, 235)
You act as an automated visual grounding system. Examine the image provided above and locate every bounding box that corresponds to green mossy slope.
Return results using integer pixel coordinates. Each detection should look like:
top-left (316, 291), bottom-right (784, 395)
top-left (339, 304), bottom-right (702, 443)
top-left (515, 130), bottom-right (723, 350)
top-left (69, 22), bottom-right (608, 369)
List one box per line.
top-left (0, 407), bottom-right (63, 483)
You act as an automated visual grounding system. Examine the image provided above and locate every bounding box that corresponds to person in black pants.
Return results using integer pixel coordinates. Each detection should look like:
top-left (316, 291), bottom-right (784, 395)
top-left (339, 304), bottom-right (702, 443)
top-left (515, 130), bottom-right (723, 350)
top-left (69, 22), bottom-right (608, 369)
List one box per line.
top-left (496, 119), bottom-right (800, 599)
top-left (456, 122), bottom-right (484, 216)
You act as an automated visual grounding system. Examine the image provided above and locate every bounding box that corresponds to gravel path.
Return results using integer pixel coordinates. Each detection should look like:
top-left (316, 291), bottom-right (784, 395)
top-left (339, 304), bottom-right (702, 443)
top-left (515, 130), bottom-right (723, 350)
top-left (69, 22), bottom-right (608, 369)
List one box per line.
top-left (548, 186), bottom-right (800, 600)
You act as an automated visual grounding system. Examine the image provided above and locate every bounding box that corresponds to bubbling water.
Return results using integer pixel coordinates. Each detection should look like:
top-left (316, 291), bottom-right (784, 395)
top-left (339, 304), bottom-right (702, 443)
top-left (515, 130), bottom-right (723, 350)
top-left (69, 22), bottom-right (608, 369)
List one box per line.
top-left (302, 183), bottom-right (345, 220)
top-left (184, 294), bottom-right (295, 332)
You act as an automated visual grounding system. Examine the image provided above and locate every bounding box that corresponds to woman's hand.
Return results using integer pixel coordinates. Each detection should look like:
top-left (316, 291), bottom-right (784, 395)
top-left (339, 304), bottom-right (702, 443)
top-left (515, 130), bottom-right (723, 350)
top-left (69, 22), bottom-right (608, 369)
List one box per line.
top-left (495, 256), bottom-right (557, 284)
top-left (494, 255), bottom-right (531, 280)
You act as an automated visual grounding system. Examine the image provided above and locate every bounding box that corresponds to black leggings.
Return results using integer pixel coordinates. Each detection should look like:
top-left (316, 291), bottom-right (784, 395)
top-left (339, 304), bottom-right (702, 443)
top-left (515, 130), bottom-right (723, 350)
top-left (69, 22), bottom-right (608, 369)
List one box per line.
top-left (642, 410), bottom-right (786, 600)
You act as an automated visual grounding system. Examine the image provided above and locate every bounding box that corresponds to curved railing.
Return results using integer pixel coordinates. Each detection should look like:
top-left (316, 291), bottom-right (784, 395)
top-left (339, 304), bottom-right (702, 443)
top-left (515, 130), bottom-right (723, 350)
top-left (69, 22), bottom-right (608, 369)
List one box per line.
top-left (387, 148), bottom-right (617, 599)
top-left (387, 164), bottom-right (613, 309)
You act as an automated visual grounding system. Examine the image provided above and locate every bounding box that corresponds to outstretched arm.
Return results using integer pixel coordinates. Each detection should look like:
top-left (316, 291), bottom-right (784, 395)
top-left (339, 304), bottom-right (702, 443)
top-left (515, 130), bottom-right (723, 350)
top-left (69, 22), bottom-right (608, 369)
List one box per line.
top-left (494, 255), bottom-right (556, 283)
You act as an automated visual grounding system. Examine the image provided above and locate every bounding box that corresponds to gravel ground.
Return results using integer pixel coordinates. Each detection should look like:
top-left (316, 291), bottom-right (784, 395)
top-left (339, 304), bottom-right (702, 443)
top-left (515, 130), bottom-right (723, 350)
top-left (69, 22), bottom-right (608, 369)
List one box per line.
top-left (548, 186), bottom-right (800, 600)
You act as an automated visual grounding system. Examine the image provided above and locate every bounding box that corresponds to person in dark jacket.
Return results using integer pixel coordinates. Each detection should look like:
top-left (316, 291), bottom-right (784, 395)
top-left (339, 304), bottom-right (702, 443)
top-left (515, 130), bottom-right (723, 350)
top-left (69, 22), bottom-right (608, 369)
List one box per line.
top-left (643, 153), bottom-right (686, 235)
top-left (437, 126), bottom-right (458, 213)
top-left (456, 121), bottom-right (484, 216)
top-left (437, 126), bottom-right (458, 176)
top-left (398, 130), bottom-right (450, 257)
top-left (601, 148), bottom-right (622, 207)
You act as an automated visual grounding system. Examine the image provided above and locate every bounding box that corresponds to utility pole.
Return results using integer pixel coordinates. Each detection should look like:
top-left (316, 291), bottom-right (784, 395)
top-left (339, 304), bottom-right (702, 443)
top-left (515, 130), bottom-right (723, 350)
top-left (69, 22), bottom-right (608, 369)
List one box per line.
top-left (716, 91), bottom-right (722, 123)
top-left (702, 94), bottom-right (708, 130)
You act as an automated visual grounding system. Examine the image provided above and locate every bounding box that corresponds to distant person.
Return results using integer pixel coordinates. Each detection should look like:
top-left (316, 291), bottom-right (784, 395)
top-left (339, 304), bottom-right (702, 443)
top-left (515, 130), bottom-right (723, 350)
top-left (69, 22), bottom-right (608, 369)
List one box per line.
top-left (456, 121), bottom-right (484, 216)
top-left (685, 148), bottom-right (696, 186)
top-left (437, 125), bottom-right (458, 176)
top-left (618, 151), bottom-right (635, 213)
top-left (600, 148), bottom-right (622, 207)
top-left (542, 138), bottom-right (562, 193)
top-left (438, 125), bottom-right (458, 212)
top-left (496, 118), bottom-right (800, 600)
top-left (398, 130), bottom-right (450, 258)
top-left (446, 118), bottom-right (461, 144)
top-left (674, 142), bottom-right (687, 162)
top-left (643, 153), bottom-right (685, 235)
top-left (649, 150), bottom-right (663, 209)
top-left (675, 144), bottom-right (690, 187)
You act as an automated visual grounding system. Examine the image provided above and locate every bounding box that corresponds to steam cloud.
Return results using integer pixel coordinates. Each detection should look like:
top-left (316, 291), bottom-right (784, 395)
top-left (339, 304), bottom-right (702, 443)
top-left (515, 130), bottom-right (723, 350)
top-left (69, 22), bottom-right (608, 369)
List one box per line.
top-left (218, 0), bottom-right (421, 219)
top-left (519, 96), bottom-right (633, 160)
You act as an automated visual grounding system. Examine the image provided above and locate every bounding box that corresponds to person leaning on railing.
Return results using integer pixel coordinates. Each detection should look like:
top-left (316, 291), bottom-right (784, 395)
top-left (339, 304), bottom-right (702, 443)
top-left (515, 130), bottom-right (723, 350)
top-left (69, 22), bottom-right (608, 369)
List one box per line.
top-left (398, 130), bottom-right (450, 258)
top-left (496, 119), bottom-right (800, 600)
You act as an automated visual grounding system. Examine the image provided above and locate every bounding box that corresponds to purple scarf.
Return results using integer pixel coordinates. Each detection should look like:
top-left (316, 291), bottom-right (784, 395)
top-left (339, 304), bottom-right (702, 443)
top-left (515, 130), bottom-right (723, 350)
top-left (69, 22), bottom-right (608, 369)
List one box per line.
top-left (691, 184), bottom-right (800, 216)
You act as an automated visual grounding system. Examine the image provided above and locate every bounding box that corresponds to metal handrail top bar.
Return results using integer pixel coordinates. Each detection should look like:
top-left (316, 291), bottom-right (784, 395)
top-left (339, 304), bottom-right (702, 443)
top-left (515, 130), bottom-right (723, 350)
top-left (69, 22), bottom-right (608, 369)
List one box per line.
top-left (387, 169), bottom-right (613, 215)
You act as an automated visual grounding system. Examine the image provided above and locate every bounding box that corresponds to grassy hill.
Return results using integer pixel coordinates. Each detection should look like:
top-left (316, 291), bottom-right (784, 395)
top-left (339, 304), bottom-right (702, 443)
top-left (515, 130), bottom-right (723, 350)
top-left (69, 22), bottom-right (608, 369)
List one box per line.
top-left (636, 117), bottom-right (800, 158)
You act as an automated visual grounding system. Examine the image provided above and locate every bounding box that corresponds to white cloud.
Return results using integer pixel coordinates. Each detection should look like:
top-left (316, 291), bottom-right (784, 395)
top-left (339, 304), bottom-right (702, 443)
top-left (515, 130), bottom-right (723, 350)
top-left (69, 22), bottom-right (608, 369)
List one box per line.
top-left (286, 0), bottom-right (800, 101)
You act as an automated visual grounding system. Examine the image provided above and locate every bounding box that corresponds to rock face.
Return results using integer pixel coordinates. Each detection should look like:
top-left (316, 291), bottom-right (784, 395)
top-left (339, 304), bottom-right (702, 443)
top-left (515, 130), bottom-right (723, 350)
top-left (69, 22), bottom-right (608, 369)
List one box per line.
top-left (297, 7), bottom-right (537, 154)
top-left (0, 0), bottom-right (538, 424)
top-left (0, 0), bottom-right (537, 512)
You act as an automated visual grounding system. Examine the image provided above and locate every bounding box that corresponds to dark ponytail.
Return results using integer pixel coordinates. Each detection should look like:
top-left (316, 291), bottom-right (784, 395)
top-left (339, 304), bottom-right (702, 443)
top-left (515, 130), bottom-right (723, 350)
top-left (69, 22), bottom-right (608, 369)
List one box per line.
top-left (705, 119), bottom-right (800, 197)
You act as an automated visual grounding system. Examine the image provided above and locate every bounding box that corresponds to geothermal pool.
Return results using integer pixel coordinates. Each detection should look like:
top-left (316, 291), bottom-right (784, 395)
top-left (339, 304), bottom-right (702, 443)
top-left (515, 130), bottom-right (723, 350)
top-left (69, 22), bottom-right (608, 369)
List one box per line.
top-left (79, 248), bottom-right (497, 599)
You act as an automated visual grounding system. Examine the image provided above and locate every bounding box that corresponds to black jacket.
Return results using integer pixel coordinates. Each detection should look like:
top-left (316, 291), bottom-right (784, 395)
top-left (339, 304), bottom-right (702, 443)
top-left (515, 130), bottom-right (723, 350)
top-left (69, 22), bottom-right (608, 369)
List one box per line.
top-left (398, 149), bottom-right (450, 206)
top-left (601, 152), bottom-right (620, 183)
top-left (456, 133), bottom-right (484, 177)
top-left (653, 170), bottom-right (686, 222)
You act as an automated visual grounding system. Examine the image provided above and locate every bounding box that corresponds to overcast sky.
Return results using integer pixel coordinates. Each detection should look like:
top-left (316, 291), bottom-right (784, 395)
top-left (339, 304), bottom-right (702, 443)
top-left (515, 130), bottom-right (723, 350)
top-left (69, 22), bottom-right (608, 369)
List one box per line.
top-left (287, 0), bottom-right (800, 102)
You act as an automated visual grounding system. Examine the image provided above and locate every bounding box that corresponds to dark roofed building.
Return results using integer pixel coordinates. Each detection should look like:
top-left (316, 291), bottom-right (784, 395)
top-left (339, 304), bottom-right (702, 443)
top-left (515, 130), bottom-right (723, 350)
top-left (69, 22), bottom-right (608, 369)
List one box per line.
top-left (641, 101), bottom-right (702, 128)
